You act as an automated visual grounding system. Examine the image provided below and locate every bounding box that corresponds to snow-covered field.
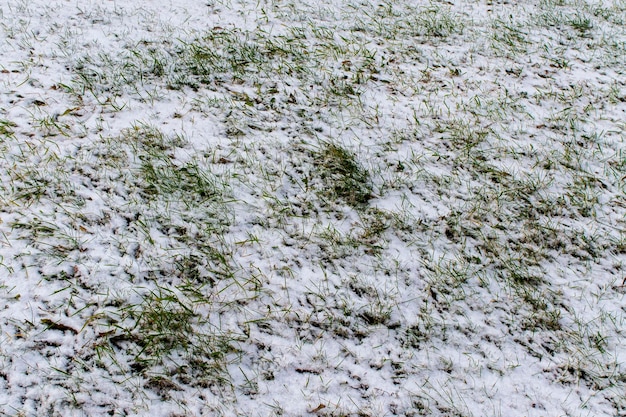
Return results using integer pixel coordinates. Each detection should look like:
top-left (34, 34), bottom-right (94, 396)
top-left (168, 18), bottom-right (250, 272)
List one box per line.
top-left (1, 0), bottom-right (625, 415)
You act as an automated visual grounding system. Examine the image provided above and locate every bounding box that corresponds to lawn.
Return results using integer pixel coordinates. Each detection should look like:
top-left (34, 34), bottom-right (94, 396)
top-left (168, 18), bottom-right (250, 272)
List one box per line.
top-left (0, 0), bottom-right (625, 415)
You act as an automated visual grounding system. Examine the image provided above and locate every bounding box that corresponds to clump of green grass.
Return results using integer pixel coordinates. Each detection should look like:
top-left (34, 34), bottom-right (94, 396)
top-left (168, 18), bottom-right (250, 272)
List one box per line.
top-left (313, 142), bottom-right (373, 207)
top-left (115, 286), bottom-right (237, 390)
top-left (125, 123), bottom-right (187, 154)
top-left (410, 6), bottom-right (462, 38)
top-left (117, 124), bottom-right (230, 216)
top-left (359, 3), bottom-right (463, 40)
top-left (491, 17), bottom-right (530, 56)
top-left (568, 13), bottom-right (593, 34)
top-left (177, 28), bottom-right (265, 86)
top-left (403, 307), bottom-right (436, 349)
top-left (140, 159), bottom-right (221, 203)
top-left (0, 118), bottom-right (16, 138)
top-left (131, 287), bottom-right (196, 362)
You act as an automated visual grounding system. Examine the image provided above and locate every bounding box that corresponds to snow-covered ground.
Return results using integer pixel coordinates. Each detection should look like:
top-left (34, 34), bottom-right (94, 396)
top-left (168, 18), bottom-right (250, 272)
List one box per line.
top-left (1, 0), bottom-right (626, 415)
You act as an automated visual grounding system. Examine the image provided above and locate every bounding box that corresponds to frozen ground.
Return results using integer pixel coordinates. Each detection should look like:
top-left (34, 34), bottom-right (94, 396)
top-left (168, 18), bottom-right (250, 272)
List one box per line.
top-left (0, 0), bottom-right (626, 415)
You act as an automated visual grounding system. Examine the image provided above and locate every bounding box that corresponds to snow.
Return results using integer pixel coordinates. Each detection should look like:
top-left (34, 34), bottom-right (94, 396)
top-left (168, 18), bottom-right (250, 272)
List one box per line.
top-left (0, 0), bottom-right (626, 415)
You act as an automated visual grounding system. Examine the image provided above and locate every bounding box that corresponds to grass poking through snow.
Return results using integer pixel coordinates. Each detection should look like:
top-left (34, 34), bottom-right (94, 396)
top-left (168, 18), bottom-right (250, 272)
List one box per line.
top-left (0, 0), bottom-right (625, 415)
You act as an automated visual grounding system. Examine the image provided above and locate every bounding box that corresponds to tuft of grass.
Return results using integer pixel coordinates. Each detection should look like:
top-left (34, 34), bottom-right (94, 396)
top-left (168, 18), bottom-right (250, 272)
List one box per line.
top-left (491, 17), bottom-right (530, 56)
top-left (114, 285), bottom-right (239, 390)
top-left (313, 142), bottom-right (374, 207)
top-left (411, 6), bottom-right (463, 38)
top-left (140, 159), bottom-right (221, 203)
top-left (0, 118), bottom-right (16, 138)
top-left (116, 124), bottom-right (231, 223)
top-left (358, 2), bottom-right (463, 40)
top-left (569, 13), bottom-right (593, 34)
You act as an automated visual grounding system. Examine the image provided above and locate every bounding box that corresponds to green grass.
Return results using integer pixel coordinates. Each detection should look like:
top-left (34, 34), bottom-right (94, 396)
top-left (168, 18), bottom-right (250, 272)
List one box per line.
top-left (491, 17), bottom-right (530, 56)
top-left (119, 286), bottom-right (237, 390)
top-left (68, 24), bottom-right (380, 113)
top-left (355, 2), bottom-right (463, 40)
top-left (0, 119), bottom-right (16, 138)
top-left (313, 142), bottom-right (374, 207)
top-left (1, 0), bottom-right (626, 414)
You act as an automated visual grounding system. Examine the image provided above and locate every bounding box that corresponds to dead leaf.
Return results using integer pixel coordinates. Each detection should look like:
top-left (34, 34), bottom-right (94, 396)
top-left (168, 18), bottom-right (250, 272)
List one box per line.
top-left (309, 404), bottom-right (326, 413)
top-left (41, 318), bottom-right (78, 334)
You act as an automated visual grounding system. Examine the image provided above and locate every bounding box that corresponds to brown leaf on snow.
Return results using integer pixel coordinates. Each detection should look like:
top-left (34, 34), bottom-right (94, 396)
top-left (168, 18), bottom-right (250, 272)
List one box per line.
top-left (308, 404), bottom-right (326, 413)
